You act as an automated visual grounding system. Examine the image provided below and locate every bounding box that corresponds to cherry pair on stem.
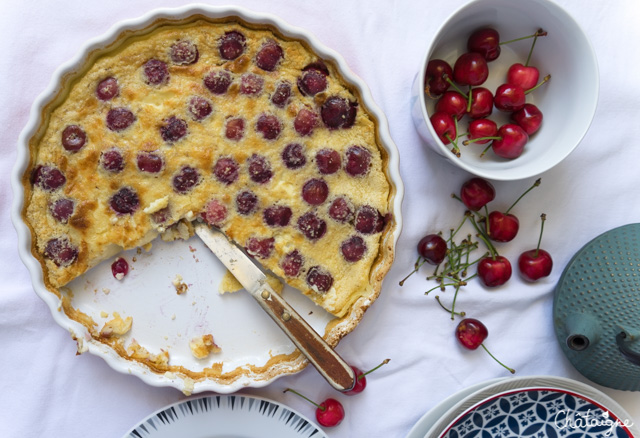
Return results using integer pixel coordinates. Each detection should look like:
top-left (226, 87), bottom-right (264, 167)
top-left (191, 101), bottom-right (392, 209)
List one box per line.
top-left (284, 359), bottom-right (390, 427)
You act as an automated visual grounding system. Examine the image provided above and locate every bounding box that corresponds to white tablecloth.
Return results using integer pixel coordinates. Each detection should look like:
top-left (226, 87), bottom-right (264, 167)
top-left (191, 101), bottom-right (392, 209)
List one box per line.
top-left (2, 0), bottom-right (639, 436)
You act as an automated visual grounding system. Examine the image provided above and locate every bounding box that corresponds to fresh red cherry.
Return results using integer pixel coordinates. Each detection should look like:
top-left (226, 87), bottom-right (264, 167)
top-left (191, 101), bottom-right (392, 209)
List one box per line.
top-left (491, 124), bottom-right (528, 159)
top-left (518, 213), bottom-right (553, 281)
top-left (456, 318), bottom-right (515, 373)
top-left (460, 177), bottom-right (495, 211)
top-left (435, 91), bottom-right (467, 120)
top-left (456, 318), bottom-right (488, 349)
top-left (467, 87), bottom-right (494, 119)
top-left (507, 63), bottom-right (540, 90)
top-left (511, 103), bottom-right (543, 135)
top-left (467, 119), bottom-right (498, 144)
top-left (494, 83), bottom-right (526, 112)
top-left (417, 234), bottom-right (447, 265)
top-left (425, 59), bottom-right (453, 97)
top-left (453, 52), bottom-right (489, 86)
top-left (343, 358), bottom-right (390, 396)
top-left (284, 389), bottom-right (345, 427)
top-left (429, 111), bottom-right (457, 145)
top-left (477, 255), bottom-right (512, 287)
top-left (487, 211), bottom-right (519, 242)
top-left (467, 28), bottom-right (500, 61)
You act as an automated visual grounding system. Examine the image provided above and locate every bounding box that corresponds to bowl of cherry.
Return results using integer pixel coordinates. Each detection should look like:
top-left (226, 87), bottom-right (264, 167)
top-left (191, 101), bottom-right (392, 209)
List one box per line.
top-left (410, 0), bottom-right (598, 181)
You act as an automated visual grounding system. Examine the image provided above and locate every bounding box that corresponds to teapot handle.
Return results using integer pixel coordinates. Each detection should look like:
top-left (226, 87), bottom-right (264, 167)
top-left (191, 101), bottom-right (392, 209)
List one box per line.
top-left (616, 332), bottom-right (640, 366)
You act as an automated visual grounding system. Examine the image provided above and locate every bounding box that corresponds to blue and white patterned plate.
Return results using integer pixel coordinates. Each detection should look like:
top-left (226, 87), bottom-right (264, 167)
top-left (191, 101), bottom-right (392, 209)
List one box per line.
top-left (122, 394), bottom-right (328, 438)
top-left (439, 387), bottom-right (634, 438)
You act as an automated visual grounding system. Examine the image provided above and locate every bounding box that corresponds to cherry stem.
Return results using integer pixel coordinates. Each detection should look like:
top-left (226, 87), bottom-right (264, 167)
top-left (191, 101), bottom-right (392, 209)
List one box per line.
top-left (499, 28), bottom-right (547, 46)
top-left (435, 295), bottom-right (466, 317)
top-left (466, 86), bottom-right (473, 113)
top-left (505, 178), bottom-right (541, 214)
top-left (399, 256), bottom-right (427, 286)
top-left (284, 388), bottom-right (323, 410)
top-left (469, 213), bottom-right (499, 259)
top-left (463, 136), bottom-right (501, 146)
top-left (481, 344), bottom-right (516, 374)
top-left (445, 133), bottom-right (460, 158)
top-left (358, 359), bottom-right (391, 380)
top-left (525, 28), bottom-right (545, 66)
top-left (444, 76), bottom-right (469, 99)
top-left (524, 74), bottom-right (551, 95)
top-left (535, 213), bottom-right (547, 257)
top-left (480, 143), bottom-right (493, 158)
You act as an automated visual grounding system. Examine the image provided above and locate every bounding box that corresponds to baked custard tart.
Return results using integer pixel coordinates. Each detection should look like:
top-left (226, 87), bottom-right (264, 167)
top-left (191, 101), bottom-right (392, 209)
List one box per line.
top-left (19, 11), bottom-right (400, 388)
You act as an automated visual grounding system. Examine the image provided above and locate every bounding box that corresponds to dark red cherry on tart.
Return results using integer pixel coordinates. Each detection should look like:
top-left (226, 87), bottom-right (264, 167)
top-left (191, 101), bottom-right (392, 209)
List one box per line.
top-left (315, 148), bottom-right (341, 175)
top-left (49, 198), bottom-right (75, 223)
top-left (110, 187), bottom-right (140, 215)
top-left (271, 81), bottom-right (292, 107)
top-left (341, 236), bottom-right (367, 262)
top-left (256, 113), bottom-right (282, 140)
top-left (247, 154), bottom-right (273, 184)
top-left (106, 107), bottom-right (135, 131)
top-left (172, 166), bottom-right (201, 193)
top-left (240, 73), bottom-right (264, 95)
top-left (204, 70), bottom-right (232, 94)
top-left (329, 197), bottom-right (354, 223)
top-left (61, 125), bottom-right (87, 153)
top-left (160, 116), bottom-right (188, 143)
top-left (255, 39), bottom-right (283, 71)
top-left (302, 178), bottom-right (329, 205)
top-left (263, 205), bottom-right (292, 227)
top-left (31, 165), bottom-right (66, 191)
top-left (213, 156), bottom-right (239, 185)
top-left (345, 145), bottom-right (371, 177)
top-left (96, 77), bottom-right (119, 101)
top-left (298, 65), bottom-right (328, 96)
top-left (282, 143), bottom-right (307, 169)
top-left (143, 59), bottom-right (169, 85)
top-left (294, 107), bottom-right (318, 136)
top-left (218, 30), bottom-right (246, 60)
top-left (306, 266), bottom-right (333, 293)
top-left (298, 211), bottom-right (327, 240)
top-left (224, 117), bottom-right (245, 141)
top-left (188, 96), bottom-right (213, 121)
top-left (321, 96), bottom-right (357, 129)
top-left (235, 190), bottom-right (258, 215)
top-left (44, 237), bottom-right (78, 267)
top-left (170, 40), bottom-right (199, 65)
top-left (137, 152), bottom-right (164, 173)
top-left (281, 250), bottom-right (304, 277)
top-left (245, 237), bottom-right (275, 259)
top-left (355, 205), bottom-right (384, 234)
top-left (202, 199), bottom-right (228, 227)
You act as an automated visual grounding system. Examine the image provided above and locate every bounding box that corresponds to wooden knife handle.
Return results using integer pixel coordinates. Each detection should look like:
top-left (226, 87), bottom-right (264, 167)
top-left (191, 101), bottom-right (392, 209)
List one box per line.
top-left (255, 286), bottom-right (355, 392)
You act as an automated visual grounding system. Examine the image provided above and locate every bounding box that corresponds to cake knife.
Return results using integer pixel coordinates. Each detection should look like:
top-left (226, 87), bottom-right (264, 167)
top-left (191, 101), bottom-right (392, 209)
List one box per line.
top-left (194, 222), bottom-right (356, 392)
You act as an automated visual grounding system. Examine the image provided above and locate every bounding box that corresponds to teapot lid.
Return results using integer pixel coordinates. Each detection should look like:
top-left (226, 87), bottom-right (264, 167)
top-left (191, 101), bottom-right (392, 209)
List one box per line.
top-left (554, 223), bottom-right (640, 391)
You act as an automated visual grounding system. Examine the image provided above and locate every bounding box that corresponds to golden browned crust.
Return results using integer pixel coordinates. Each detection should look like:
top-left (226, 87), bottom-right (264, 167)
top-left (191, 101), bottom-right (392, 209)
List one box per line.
top-left (23, 16), bottom-right (397, 384)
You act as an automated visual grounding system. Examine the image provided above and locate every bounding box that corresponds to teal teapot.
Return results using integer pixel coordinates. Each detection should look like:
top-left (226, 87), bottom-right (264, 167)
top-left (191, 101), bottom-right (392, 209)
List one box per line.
top-left (554, 223), bottom-right (640, 391)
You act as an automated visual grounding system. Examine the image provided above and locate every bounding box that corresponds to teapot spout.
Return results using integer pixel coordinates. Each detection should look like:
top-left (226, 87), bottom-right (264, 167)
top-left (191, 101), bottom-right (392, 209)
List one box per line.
top-left (564, 312), bottom-right (602, 351)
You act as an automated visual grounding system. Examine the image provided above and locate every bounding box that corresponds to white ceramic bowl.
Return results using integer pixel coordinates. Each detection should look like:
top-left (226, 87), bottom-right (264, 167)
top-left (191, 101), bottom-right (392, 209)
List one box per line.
top-left (11, 4), bottom-right (403, 394)
top-left (410, 0), bottom-right (599, 181)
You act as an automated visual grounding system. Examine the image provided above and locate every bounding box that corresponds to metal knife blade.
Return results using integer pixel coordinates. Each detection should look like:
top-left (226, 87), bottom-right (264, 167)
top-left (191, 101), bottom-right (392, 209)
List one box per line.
top-left (194, 223), bottom-right (355, 392)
